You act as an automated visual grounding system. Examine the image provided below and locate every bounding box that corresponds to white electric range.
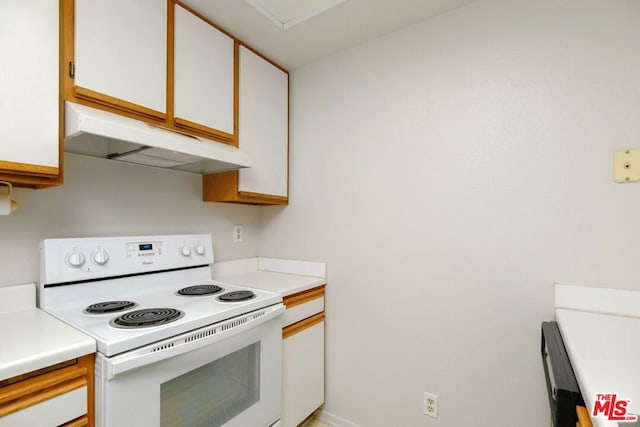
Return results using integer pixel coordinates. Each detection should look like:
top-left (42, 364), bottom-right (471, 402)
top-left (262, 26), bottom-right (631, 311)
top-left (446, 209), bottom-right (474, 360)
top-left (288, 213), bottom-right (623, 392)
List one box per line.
top-left (38, 234), bottom-right (284, 427)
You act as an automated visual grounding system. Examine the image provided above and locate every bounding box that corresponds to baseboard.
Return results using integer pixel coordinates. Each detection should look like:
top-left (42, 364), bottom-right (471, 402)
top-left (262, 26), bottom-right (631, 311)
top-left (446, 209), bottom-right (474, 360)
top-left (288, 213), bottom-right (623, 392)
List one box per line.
top-left (316, 410), bottom-right (361, 427)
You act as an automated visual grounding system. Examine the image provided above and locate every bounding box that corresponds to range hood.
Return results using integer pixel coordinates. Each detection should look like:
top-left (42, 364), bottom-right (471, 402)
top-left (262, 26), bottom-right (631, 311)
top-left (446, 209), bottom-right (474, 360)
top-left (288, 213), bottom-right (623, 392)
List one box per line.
top-left (64, 102), bottom-right (251, 173)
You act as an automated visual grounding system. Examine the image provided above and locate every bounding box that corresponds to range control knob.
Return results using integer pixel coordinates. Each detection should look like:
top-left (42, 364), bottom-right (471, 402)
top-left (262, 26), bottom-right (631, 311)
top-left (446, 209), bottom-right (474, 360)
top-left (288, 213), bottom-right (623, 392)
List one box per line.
top-left (194, 245), bottom-right (206, 256)
top-left (91, 250), bottom-right (109, 266)
top-left (66, 251), bottom-right (86, 268)
top-left (180, 246), bottom-right (191, 257)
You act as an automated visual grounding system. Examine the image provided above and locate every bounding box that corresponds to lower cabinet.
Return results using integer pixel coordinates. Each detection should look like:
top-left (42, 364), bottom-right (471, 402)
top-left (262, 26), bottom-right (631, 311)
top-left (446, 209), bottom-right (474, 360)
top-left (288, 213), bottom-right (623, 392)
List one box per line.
top-left (281, 286), bottom-right (325, 427)
top-left (0, 354), bottom-right (94, 427)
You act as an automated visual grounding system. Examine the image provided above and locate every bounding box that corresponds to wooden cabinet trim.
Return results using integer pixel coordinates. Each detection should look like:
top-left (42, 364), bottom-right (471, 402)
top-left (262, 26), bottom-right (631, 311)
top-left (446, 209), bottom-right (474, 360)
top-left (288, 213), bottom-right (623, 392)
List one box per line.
top-left (166, 0), bottom-right (175, 127)
top-left (73, 87), bottom-right (166, 122)
top-left (0, 365), bottom-right (87, 417)
top-left (0, 173), bottom-right (61, 189)
top-left (233, 40), bottom-right (240, 147)
top-left (203, 170), bottom-right (239, 201)
top-left (173, 117), bottom-right (235, 145)
top-left (60, 0), bottom-right (74, 101)
top-left (62, 416), bottom-right (89, 427)
top-left (203, 171), bottom-right (287, 205)
top-left (283, 312), bottom-right (325, 339)
top-left (576, 405), bottom-right (593, 427)
top-left (0, 354), bottom-right (94, 425)
top-left (283, 286), bottom-right (325, 309)
top-left (0, 360), bottom-right (76, 388)
top-left (237, 191), bottom-right (288, 204)
top-left (77, 354), bottom-right (95, 427)
top-left (0, 160), bottom-right (58, 178)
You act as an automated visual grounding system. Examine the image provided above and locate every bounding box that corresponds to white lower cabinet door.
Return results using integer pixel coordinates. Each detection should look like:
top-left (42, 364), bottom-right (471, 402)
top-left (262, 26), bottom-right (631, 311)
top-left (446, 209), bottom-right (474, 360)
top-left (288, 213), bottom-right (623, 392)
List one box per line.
top-left (281, 322), bottom-right (325, 427)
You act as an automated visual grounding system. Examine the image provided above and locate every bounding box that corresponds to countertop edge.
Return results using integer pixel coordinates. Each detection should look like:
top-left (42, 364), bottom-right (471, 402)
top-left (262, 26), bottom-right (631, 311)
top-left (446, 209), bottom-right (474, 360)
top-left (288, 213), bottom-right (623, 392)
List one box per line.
top-left (0, 308), bottom-right (96, 382)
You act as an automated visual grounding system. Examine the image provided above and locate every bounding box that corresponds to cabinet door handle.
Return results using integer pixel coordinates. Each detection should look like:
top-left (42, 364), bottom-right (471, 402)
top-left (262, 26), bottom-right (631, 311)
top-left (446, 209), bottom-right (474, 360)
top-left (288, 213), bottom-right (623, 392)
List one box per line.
top-left (69, 61), bottom-right (75, 78)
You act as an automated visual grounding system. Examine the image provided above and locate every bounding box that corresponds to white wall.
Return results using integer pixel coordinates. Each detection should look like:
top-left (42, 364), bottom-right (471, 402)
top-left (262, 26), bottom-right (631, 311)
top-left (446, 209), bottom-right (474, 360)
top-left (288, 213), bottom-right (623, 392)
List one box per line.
top-left (0, 153), bottom-right (259, 286)
top-left (258, 0), bottom-right (640, 426)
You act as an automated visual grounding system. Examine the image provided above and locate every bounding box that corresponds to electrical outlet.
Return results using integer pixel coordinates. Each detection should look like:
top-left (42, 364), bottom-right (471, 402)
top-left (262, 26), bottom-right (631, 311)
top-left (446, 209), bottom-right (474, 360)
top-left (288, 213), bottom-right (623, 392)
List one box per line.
top-left (233, 225), bottom-right (243, 243)
top-left (424, 392), bottom-right (438, 418)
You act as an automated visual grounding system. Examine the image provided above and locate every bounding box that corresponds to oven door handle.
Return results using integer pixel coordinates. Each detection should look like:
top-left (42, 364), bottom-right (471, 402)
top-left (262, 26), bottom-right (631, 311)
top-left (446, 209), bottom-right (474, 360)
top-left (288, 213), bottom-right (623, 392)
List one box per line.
top-left (104, 304), bottom-right (285, 379)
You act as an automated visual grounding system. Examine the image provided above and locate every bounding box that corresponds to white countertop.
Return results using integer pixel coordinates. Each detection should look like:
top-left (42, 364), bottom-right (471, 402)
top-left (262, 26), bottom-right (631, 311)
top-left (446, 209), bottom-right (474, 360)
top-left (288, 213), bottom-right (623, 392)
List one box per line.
top-left (0, 284), bottom-right (96, 382)
top-left (213, 257), bottom-right (326, 296)
top-left (555, 284), bottom-right (640, 427)
top-left (556, 309), bottom-right (640, 427)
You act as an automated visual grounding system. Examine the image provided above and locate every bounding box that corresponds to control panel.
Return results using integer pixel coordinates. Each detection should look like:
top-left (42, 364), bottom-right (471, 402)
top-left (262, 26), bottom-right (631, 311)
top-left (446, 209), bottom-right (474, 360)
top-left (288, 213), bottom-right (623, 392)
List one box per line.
top-left (41, 234), bottom-right (214, 285)
top-left (127, 241), bottom-right (163, 259)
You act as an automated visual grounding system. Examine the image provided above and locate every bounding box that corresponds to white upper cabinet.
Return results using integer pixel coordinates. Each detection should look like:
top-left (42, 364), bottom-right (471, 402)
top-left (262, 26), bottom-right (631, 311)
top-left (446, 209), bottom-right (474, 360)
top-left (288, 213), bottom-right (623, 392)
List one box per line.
top-left (74, 0), bottom-right (167, 115)
top-left (238, 46), bottom-right (289, 197)
top-left (0, 0), bottom-right (58, 174)
top-left (174, 5), bottom-right (234, 137)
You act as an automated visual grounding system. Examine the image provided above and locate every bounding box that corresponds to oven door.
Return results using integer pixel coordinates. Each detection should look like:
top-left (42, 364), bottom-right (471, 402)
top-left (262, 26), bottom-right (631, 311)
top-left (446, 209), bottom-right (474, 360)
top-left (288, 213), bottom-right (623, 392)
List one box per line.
top-left (95, 304), bottom-right (284, 427)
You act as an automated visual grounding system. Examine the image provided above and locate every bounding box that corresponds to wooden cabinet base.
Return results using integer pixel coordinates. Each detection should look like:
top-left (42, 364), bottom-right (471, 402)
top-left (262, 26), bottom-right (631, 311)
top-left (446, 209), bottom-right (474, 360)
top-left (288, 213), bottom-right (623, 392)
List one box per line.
top-left (0, 171), bottom-right (62, 189)
top-left (0, 354), bottom-right (94, 427)
top-left (203, 171), bottom-right (288, 205)
top-left (62, 415), bottom-right (89, 427)
top-left (0, 157), bottom-right (62, 189)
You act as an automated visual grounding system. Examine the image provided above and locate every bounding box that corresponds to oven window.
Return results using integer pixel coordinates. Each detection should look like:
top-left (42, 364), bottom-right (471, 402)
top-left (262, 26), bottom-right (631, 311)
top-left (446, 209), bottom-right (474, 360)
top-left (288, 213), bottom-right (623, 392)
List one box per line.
top-left (160, 342), bottom-right (261, 427)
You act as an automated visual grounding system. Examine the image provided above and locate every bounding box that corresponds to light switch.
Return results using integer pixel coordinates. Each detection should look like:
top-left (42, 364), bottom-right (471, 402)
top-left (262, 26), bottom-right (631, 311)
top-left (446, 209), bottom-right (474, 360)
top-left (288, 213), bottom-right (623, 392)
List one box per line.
top-left (614, 149), bottom-right (640, 183)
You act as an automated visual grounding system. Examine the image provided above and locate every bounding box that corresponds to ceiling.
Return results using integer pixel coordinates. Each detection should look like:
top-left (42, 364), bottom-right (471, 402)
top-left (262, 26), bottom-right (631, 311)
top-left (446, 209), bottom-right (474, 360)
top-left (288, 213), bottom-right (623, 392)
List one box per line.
top-left (181, 0), bottom-right (477, 70)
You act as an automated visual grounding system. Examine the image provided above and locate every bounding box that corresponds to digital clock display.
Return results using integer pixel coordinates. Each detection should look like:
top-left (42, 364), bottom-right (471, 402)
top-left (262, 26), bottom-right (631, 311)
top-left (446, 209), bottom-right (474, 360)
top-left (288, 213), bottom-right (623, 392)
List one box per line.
top-left (139, 243), bottom-right (153, 251)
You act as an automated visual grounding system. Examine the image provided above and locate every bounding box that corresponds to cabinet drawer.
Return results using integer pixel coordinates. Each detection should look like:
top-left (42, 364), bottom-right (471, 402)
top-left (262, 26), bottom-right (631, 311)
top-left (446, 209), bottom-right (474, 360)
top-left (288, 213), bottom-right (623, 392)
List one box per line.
top-left (283, 298), bottom-right (324, 328)
top-left (0, 355), bottom-right (94, 427)
top-left (282, 286), bottom-right (325, 328)
top-left (0, 385), bottom-right (87, 427)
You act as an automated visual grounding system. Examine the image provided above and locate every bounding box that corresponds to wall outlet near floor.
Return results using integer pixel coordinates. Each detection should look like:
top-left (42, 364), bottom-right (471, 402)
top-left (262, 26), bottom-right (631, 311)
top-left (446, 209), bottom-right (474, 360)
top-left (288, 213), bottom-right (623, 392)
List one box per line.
top-left (424, 392), bottom-right (438, 418)
top-left (233, 224), bottom-right (243, 242)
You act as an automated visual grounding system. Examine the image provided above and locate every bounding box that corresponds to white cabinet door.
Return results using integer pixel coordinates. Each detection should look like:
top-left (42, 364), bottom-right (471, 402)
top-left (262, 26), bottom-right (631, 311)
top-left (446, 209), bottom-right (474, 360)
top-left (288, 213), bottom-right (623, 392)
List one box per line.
top-left (282, 322), bottom-right (325, 427)
top-left (74, 0), bottom-right (166, 114)
top-left (174, 5), bottom-right (234, 135)
top-left (0, 0), bottom-right (58, 169)
top-left (238, 47), bottom-right (288, 197)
